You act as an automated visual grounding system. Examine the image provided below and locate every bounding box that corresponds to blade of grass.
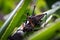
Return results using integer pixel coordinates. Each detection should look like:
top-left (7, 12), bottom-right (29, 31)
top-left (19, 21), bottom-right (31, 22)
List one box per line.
top-left (1, 0), bottom-right (32, 40)
top-left (0, 0), bottom-right (24, 38)
top-left (28, 21), bottom-right (60, 40)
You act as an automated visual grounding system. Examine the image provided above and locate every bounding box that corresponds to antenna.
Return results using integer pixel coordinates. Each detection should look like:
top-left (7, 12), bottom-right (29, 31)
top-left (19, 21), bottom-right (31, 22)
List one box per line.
top-left (32, 5), bottom-right (36, 16)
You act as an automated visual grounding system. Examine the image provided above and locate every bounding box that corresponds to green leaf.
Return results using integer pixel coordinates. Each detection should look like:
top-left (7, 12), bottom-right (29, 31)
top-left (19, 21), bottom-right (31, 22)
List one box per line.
top-left (28, 21), bottom-right (60, 40)
top-left (1, 0), bottom-right (32, 40)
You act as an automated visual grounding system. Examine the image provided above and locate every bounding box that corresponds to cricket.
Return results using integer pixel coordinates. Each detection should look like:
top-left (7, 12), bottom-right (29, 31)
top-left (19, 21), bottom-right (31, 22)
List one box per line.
top-left (8, 5), bottom-right (47, 40)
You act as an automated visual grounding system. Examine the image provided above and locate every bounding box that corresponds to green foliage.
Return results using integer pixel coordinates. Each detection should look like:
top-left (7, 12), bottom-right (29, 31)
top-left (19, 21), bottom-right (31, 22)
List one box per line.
top-left (0, 0), bottom-right (19, 14)
top-left (0, 0), bottom-right (60, 40)
top-left (28, 22), bottom-right (60, 40)
top-left (35, 0), bottom-right (48, 14)
top-left (0, 20), bottom-right (3, 27)
top-left (1, 0), bottom-right (32, 40)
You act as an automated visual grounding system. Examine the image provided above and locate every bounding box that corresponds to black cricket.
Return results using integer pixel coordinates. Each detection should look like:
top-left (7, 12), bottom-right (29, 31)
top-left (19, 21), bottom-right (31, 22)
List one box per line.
top-left (8, 6), bottom-right (47, 40)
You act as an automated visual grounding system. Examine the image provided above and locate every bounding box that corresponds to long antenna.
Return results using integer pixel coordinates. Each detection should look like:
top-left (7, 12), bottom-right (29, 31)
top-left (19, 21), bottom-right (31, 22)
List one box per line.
top-left (32, 5), bottom-right (36, 16)
top-left (32, 0), bottom-right (36, 16)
